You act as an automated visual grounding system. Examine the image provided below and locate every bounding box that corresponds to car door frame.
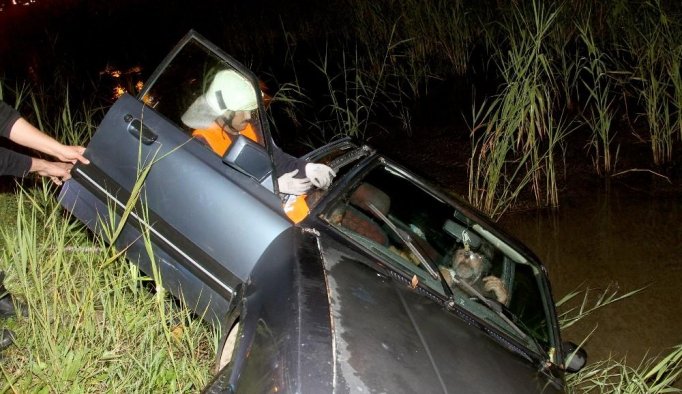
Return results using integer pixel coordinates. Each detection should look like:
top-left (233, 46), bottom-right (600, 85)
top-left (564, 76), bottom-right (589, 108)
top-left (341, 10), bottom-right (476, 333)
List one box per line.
top-left (60, 31), bottom-right (294, 325)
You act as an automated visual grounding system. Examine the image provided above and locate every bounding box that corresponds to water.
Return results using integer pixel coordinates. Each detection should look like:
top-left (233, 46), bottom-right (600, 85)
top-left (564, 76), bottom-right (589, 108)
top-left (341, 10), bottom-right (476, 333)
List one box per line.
top-left (500, 178), bottom-right (682, 365)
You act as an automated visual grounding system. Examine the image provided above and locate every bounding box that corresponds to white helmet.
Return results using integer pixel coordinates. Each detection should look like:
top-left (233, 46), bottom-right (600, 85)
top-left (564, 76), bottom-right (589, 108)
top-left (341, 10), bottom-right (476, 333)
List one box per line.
top-left (206, 69), bottom-right (258, 112)
top-left (182, 69), bottom-right (258, 129)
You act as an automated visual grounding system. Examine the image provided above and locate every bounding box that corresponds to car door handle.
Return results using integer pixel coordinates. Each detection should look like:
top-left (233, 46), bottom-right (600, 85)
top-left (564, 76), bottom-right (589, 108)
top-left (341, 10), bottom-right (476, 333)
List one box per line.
top-left (125, 114), bottom-right (158, 145)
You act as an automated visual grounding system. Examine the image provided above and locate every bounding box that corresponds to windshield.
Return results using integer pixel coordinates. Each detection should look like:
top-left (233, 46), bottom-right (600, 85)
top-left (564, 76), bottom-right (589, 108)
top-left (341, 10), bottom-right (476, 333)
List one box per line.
top-left (323, 162), bottom-right (553, 354)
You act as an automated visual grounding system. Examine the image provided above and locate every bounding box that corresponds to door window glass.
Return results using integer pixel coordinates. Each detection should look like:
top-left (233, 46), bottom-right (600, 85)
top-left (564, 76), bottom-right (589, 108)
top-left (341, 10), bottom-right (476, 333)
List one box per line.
top-left (140, 37), bottom-right (265, 157)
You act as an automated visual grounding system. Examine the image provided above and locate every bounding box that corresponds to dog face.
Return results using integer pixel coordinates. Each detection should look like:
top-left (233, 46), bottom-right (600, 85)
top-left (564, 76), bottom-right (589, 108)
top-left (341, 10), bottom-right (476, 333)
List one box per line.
top-left (452, 249), bottom-right (484, 283)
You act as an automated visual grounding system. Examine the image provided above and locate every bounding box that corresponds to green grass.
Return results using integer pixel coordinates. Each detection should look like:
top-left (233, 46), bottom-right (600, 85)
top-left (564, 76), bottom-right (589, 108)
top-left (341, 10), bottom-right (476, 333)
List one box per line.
top-left (0, 181), bottom-right (216, 393)
top-left (466, 0), bottom-right (573, 218)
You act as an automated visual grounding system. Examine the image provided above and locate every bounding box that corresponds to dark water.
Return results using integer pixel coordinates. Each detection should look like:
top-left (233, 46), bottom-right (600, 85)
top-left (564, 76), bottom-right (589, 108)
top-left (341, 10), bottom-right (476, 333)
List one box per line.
top-left (500, 179), bottom-right (682, 365)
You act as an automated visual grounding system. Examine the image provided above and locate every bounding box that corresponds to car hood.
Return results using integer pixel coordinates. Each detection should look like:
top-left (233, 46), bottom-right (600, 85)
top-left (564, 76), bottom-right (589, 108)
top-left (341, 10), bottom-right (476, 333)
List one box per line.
top-left (319, 237), bottom-right (563, 394)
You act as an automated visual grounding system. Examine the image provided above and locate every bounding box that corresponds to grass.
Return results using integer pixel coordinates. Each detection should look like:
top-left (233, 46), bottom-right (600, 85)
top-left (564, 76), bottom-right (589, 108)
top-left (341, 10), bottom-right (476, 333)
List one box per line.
top-left (0, 181), bottom-right (215, 393)
top-left (466, 0), bottom-right (572, 218)
top-left (577, 18), bottom-right (618, 175)
top-left (566, 345), bottom-right (682, 393)
top-left (556, 283), bottom-right (682, 393)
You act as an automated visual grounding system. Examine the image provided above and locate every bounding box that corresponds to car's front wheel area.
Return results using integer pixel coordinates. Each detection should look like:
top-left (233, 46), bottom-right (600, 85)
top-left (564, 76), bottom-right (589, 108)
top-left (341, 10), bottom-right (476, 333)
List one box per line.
top-left (216, 321), bottom-right (240, 373)
top-left (203, 320), bottom-right (241, 394)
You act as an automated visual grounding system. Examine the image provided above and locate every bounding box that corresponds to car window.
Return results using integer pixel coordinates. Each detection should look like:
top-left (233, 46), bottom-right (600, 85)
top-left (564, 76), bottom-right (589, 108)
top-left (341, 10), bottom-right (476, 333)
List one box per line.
top-left (323, 163), bottom-right (553, 353)
top-left (139, 37), bottom-right (266, 154)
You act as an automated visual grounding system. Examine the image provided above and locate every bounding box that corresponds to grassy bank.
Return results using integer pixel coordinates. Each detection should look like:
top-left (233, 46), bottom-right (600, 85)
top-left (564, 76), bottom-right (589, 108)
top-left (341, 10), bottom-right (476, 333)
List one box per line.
top-left (0, 184), bottom-right (215, 392)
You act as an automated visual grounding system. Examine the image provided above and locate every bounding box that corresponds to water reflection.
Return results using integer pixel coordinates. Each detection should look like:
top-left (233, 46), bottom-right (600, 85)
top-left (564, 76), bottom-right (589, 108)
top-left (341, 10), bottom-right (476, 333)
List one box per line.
top-left (500, 181), bottom-right (682, 364)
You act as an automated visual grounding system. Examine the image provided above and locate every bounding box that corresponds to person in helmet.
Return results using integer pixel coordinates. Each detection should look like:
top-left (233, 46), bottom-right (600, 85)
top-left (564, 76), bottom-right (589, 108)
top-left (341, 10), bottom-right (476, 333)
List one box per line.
top-left (181, 69), bottom-right (335, 220)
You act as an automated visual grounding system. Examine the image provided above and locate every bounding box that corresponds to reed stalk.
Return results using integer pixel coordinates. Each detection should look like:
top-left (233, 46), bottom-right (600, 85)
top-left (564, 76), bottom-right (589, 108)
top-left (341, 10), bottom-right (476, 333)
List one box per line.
top-left (623, 0), bottom-right (679, 166)
top-left (468, 0), bottom-right (570, 217)
top-left (577, 21), bottom-right (618, 175)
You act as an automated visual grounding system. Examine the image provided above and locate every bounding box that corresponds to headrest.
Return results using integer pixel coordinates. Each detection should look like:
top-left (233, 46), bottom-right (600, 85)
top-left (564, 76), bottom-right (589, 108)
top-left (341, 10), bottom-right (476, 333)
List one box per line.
top-left (349, 183), bottom-right (390, 216)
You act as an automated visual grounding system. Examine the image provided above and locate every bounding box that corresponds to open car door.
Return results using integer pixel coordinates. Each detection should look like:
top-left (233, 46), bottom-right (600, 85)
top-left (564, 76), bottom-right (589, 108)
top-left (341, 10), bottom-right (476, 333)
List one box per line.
top-left (60, 31), bottom-right (293, 323)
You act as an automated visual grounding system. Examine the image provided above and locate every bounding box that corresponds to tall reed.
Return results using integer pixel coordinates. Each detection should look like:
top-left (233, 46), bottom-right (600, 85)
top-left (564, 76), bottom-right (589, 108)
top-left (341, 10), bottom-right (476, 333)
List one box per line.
top-left (577, 20), bottom-right (618, 175)
top-left (308, 30), bottom-right (409, 141)
top-left (345, 0), bottom-right (477, 78)
top-left (623, 0), bottom-right (679, 166)
top-left (566, 345), bottom-right (682, 393)
top-left (468, 1), bottom-right (571, 217)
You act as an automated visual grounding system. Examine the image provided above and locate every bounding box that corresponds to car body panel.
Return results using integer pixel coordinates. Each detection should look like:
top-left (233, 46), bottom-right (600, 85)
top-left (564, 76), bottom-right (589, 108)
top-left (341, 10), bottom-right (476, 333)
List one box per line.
top-left (320, 234), bottom-right (561, 394)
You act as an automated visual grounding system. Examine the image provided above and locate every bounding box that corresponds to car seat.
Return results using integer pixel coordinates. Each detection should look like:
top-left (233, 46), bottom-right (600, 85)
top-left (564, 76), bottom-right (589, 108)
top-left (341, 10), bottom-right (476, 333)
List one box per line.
top-left (333, 183), bottom-right (391, 246)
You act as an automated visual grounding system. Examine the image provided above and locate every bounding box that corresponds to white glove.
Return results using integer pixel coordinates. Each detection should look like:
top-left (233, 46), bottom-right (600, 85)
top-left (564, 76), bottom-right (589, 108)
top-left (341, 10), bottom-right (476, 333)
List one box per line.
top-left (277, 170), bottom-right (312, 195)
top-left (305, 163), bottom-right (336, 189)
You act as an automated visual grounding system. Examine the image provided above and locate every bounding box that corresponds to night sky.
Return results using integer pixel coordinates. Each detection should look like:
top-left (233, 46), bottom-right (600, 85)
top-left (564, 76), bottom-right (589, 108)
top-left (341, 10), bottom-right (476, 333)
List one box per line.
top-left (0, 0), bottom-right (343, 85)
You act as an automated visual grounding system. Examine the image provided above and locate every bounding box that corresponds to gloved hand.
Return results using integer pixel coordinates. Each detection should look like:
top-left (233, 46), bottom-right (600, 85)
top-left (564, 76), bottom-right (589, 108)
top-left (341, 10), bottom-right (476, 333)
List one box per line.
top-left (277, 170), bottom-right (312, 195)
top-left (305, 163), bottom-right (336, 189)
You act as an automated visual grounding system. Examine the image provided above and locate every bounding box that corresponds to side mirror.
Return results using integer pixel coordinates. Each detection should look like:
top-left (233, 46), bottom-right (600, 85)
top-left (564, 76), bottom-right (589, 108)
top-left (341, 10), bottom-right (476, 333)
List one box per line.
top-left (562, 341), bottom-right (588, 373)
top-left (223, 135), bottom-right (273, 184)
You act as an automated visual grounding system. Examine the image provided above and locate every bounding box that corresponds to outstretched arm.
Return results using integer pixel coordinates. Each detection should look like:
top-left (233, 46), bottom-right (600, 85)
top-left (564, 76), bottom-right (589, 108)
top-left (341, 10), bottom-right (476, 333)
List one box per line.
top-left (271, 145), bottom-right (335, 189)
top-left (0, 100), bottom-right (89, 183)
top-left (7, 118), bottom-right (89, 165)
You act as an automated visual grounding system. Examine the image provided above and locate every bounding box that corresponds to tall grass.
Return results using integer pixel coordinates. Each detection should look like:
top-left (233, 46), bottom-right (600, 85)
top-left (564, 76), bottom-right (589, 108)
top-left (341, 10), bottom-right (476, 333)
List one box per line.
top-left (467, 1), bottom-right (572, 218)
top-left (0, 181), bottom-right (215, 392)
top-left (577, 20), bottom-right (618, 175)
top-left (622, 0), bottom-right (680, 166)
top-left (307, 29), bottom-right (412, 141)
top-left (557, 283), bottom-right (682, 392)
top-left (566, 345), bottom-right (682, 393)
top-left (345, 0), bottom-right (477, 78)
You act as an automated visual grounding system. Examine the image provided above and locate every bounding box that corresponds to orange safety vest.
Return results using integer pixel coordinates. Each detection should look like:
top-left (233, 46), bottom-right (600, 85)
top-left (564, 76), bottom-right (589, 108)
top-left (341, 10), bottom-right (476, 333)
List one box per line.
top-left (192, 123), bottom-right (310, 223)
top-left (192, 123), bottom-right (261, 156)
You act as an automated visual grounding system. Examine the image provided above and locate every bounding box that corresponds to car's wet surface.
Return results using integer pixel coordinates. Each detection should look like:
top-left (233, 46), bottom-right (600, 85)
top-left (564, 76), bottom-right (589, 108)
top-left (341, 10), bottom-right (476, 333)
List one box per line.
top-left (500, 177), bottom-right (682, 366)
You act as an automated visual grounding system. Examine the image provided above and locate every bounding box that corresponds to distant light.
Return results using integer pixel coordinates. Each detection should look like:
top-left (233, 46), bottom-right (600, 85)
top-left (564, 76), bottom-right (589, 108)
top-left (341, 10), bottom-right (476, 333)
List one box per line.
top-left (2, 0), bottom-right (38, 10)
top-left (142, 94), bottom-right (158, 108)
top-left (135, 81), bottom-right (144, 92)
top-left (113, 86), bottom-right (126, 99)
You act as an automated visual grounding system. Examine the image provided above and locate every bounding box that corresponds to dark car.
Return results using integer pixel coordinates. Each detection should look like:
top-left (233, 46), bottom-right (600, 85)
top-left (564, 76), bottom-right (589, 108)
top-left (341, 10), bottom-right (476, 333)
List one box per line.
top-left (59, 31), bottom-right (585, 393)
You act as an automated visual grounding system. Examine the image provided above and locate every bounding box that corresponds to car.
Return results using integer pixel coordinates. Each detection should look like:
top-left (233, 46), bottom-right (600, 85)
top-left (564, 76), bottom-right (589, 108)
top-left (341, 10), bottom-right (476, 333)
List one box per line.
top-left (59, 30), bottom-right (586, 393)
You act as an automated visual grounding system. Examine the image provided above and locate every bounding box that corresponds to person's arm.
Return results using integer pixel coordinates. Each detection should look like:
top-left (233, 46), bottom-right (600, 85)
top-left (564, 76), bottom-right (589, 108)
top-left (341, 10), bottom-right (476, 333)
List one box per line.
top-left (272, 146), bottom-right (311, 195)
top-left (7, 118), bottom-right (88, 165)
top-left (272, 145), bottom-right (307, 176)
top-left (272, 144), bottom-right (336, 191)
top-left (0, 146), bottom-right (73, 184)
top-left (0, 147), bottom-right (32, 177)
top-left (0, 101), bottom-right (21, 137)
top-left (0, 100), bottom-right (87, 184)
